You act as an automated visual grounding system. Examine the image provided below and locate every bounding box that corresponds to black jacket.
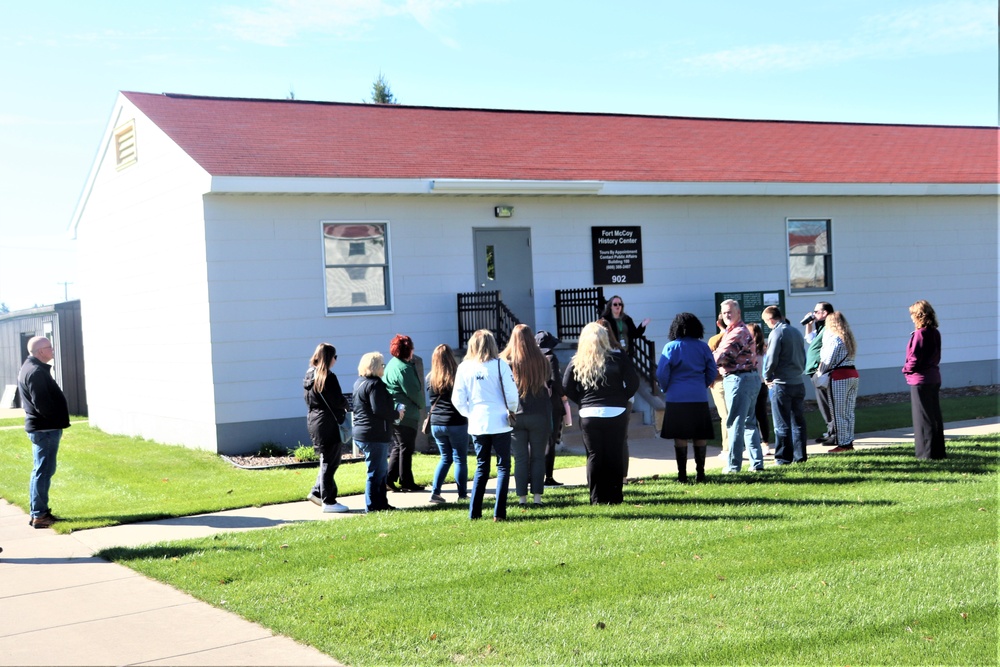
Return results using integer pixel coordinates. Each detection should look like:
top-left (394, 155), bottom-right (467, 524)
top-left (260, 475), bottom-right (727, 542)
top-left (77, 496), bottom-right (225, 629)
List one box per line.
top-left (304, 367), bottom-right (348, 446)
top-left (536, 330), bottom-right (565, 411)
top-left (427, 380), bottom-right (468, 427)
top-left (563, 352), bottom-right (640, 411)
top-left (352, 376), bottom-right (397, 443)
top-left (18, 356), bottom-right (70, 433)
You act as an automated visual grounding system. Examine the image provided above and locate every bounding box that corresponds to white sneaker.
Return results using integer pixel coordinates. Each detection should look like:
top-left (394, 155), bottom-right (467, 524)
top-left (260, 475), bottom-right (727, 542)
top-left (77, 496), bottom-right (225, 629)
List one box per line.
top-left (306, 493), bottom-right (322, 506)
top-left (323, 502), bottom-right (349, 513)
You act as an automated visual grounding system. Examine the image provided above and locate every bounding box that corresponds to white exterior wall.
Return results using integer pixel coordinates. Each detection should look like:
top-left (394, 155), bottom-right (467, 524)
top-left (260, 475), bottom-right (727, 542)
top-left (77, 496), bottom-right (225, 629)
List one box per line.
top-left (74, 97), bottom-right (218, 450)
top-left (202, 192), bottom-right (996, 452)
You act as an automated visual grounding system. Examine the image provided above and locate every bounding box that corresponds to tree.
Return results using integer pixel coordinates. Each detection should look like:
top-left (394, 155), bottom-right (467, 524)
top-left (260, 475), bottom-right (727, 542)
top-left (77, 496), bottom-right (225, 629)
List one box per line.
top-left (369, 72), bottom-right (397, 104)
top-left (0, 302), bottom-right (8, 314)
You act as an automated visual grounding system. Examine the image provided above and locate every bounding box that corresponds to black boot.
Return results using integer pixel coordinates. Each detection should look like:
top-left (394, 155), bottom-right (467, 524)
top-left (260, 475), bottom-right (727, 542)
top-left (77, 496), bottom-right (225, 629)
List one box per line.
top-left (694, 445), bottom-right (707, 483)
top-left (674, 445), bottom-right (689, 483)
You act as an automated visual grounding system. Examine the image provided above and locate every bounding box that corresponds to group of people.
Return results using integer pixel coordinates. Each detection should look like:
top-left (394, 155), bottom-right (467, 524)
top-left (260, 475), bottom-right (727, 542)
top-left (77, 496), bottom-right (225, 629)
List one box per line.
top-left (302, 296), bottom-right (650, 518)
top-left (8, 294), bottom-right (949, 534)
top-left (656, 298), bottom-right (948, 482)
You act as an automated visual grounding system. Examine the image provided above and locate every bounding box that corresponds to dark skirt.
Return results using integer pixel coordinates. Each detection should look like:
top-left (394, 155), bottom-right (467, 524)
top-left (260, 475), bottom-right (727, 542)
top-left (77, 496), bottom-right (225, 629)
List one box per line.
top-left (660, 401), bottom-right (714, 440)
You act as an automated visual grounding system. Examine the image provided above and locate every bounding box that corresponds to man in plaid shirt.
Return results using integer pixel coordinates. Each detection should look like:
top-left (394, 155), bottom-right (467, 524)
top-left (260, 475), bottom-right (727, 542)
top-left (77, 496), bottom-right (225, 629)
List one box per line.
top-left (713, 300), bottom-right (764, 472)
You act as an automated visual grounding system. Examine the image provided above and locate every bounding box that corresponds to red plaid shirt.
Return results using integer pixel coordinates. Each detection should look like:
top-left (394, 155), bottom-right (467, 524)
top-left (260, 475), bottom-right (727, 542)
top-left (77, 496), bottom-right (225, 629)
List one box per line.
top-left (713, 320), bottom-right (757, 375)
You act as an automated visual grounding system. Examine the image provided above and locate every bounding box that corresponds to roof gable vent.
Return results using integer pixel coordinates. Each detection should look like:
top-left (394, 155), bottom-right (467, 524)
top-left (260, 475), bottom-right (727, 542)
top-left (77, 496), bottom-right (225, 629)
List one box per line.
top-left (114, 120), bottom-right (137, 170)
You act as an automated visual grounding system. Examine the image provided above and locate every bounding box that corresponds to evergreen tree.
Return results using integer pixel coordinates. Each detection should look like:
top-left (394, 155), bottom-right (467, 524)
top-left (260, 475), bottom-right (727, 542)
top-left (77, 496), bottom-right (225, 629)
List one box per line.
top-left (370, 72), bottom-right (397, 104)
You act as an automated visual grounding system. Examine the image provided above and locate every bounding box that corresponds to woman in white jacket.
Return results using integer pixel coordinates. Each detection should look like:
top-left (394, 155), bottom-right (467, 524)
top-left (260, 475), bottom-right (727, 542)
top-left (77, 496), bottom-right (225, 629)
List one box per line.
top-left (453, 329), bottom-right (519, 521)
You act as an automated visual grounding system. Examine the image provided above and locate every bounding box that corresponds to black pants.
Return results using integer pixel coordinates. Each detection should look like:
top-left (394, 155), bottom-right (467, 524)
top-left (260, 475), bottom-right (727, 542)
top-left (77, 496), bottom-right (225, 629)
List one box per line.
top-left (388, 424), bottom-right (418, 487)
top-left (580, 412), bottom-right (628, 505)
top-left (310, 441), bottom-right (342, 504)
top-left (754, 382), bottom-right (771, 444)
top-left (911, 384), bottom-right (946, 460)
top-left (545, 408), bottom-right (564, 479)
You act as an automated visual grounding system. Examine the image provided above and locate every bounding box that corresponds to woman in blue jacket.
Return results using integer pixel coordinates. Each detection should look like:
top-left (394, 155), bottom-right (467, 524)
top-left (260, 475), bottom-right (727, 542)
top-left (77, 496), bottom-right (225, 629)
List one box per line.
top-left (656, 313), bottom-right (717, 483)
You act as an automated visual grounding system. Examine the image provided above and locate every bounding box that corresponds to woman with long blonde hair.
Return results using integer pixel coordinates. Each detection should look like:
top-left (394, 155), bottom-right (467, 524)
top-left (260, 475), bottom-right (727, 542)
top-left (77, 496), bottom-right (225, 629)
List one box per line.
top-left (500, 324), bottom-right (553, 506)
top-left (562, 322), bottom-right (640, 504)
top-left (425, 344), bottom-right (470, 503)
top-left (818, 312), bottom-right (859, 452)
top-left (453, 330), bottom-right (519, 521)
top-left (903, 300), bottom-right (946, 460)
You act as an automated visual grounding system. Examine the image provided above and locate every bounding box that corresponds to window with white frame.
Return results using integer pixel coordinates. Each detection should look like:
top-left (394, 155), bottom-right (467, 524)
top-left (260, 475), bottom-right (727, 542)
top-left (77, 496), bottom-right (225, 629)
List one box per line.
top-left (787, 218), bottom-right (832, 292)
top-left (322, 221), bottom-right (391, 313)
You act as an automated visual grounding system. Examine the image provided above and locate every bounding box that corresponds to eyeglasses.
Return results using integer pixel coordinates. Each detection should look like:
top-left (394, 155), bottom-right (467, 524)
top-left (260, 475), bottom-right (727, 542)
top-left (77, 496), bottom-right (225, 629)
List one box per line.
top-left (611, 302), bottom-right (623, 307)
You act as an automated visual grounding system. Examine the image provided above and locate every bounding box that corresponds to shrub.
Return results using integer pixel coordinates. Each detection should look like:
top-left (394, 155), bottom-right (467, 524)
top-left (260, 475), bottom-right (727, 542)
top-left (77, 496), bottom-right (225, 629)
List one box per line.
top-left (293, 445), bottom-right (318, 462)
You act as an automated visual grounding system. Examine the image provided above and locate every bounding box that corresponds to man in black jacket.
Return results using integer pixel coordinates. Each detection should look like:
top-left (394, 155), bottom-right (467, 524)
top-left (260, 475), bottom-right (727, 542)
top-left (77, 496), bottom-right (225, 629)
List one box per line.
top-left (17, 336), bottom-right (70, 529)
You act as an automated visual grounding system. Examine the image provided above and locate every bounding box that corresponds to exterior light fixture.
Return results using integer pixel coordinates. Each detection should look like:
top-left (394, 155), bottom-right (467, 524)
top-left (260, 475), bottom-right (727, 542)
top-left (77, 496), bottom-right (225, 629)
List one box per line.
top-left (494, 206), bottom-right (514, 218)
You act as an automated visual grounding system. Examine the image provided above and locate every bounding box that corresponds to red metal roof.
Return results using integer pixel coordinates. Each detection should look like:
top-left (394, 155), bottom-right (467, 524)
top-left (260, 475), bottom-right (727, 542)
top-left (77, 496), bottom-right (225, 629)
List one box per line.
top-left (122, 91), bottom-right (998, 184)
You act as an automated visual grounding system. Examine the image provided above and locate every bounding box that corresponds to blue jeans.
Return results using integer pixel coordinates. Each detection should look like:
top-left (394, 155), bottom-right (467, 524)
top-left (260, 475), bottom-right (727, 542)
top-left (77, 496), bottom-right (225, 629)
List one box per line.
top-left (29, 429), bottom-right (62, 518)
top-left (430, 424), bottom-right (469, 497)
top-left (771, 382), bottom-right (807, 463)
top-left (510, 411), bottom-right (551, 497)
top-left (355, 440), bottom-right (390, 511)
top-left (723, 372), bottom-right (763, 472)
top-left (469, 432), bottom-right (512, 520)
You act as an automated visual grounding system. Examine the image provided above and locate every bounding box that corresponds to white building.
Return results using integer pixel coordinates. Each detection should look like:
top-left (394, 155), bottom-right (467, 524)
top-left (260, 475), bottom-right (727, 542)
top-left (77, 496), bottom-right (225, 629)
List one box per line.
top-left (70, 92), bottom-right (999, 454)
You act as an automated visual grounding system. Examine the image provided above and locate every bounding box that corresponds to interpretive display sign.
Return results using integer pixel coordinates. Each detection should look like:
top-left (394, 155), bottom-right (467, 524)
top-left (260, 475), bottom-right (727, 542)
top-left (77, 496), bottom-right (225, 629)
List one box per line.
top-left (713, 290), bottom-right (786, 336)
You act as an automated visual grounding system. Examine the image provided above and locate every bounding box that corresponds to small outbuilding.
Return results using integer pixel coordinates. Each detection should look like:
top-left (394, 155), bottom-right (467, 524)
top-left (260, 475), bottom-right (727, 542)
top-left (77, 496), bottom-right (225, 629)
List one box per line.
top-left (70, 92), bottom-right (998, 454)
top-left (0, 300), bottom-right (87, 416)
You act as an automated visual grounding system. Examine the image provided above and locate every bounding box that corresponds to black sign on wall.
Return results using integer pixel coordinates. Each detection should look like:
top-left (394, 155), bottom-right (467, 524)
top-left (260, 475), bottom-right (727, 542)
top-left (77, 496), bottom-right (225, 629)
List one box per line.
top-left (592, 226), bottom-right (643, 285)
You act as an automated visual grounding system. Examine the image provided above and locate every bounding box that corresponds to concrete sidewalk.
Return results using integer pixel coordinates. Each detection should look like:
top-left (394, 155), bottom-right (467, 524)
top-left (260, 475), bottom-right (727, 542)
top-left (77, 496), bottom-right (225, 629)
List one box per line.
top-left (1, 416), bottom-right (996, 666)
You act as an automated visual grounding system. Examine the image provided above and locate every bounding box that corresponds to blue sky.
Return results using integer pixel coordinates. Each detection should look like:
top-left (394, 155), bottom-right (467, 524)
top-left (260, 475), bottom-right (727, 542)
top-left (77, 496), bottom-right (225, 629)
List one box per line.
top-left (0, 0), bottom-right (996, 310)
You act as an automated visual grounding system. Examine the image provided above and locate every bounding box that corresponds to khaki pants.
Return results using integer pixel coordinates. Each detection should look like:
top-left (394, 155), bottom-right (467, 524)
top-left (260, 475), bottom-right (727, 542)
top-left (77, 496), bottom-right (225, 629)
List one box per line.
top-left (710, 379), bottom-right (729, 449)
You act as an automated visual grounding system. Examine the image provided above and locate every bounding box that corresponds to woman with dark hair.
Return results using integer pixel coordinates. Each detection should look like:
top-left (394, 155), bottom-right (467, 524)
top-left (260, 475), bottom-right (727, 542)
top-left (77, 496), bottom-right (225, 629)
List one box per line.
top-left (353, 352), bottom-right (400, 512)
top-left (819, 312), bottom-right (859, 453)
top-left (501, 324), bottom-right (553, 506)
top-left (563, 322), bottom-right (640, 504)
top-left (904, 300), bottom-right (946, 460)
top-left (656, 314), bottom-right (717, 483)
top-left (453, 330), bottom-right (519, 521)
top-left (383, 334), bottom-right (426, 492)
top-left (599, 295), bottom-right (651, 355)
top-left (747, 323), bottom-right (773, 457)
top-left (304, 343), bottom-right (350, 512)
top-left (426, 344), bottom-right (470, 503)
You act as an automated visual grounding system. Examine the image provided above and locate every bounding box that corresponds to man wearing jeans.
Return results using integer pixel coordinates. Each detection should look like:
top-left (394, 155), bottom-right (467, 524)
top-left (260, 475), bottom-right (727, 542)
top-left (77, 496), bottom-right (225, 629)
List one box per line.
top-left (17, 336), bottom-right (70, 529)
top-left (762, 306), bottom-right (808, 464)
top-left (713, 300), bottom-right (763, 472)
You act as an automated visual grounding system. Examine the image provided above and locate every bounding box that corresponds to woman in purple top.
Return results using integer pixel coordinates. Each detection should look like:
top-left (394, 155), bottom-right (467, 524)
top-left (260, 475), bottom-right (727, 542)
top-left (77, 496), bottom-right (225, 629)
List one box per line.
top-left (903, 300), bottom-right (946, 460)
top-left (656, 313), bottom-right (717, 483)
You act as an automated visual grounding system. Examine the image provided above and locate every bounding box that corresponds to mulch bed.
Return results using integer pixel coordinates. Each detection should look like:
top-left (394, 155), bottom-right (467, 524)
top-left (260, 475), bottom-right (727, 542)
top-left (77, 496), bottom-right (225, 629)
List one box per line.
top-left (222, 449), bottom-right (365, 469)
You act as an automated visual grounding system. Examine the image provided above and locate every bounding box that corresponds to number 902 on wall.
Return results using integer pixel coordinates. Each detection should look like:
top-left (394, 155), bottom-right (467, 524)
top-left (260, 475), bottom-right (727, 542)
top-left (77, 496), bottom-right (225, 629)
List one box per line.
top-left (611, 275), bottom-right (627, 283)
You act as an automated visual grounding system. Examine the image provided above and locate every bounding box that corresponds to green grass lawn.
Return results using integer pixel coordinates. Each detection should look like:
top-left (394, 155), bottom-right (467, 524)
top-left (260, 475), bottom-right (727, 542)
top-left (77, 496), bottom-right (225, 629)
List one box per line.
top-left (101, 437), bottom-right (999, 666)
top-left (0, 425), bottom-right (585, 533)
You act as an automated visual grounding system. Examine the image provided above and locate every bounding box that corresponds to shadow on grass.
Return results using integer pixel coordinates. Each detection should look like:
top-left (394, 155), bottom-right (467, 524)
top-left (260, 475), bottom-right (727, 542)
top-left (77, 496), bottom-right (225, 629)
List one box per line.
top-left (98, 543), bottom-right (252, 562)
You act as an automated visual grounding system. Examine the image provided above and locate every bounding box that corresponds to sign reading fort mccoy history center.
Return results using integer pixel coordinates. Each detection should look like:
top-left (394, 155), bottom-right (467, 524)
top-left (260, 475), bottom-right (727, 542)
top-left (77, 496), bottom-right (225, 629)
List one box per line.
top-left (592, 226), bottom-right (643, 285)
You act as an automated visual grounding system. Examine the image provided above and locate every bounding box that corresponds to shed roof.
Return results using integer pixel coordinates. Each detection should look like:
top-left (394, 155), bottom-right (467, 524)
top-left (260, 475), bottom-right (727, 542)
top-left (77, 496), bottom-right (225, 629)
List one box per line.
top-left (122, 91), bottom-right (997, 185)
